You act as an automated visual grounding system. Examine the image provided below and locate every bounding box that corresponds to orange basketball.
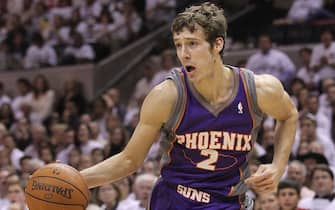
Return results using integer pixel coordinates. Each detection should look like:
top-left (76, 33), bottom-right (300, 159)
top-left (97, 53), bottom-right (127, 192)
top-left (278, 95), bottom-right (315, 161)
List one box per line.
top-left (25, 163), bottom-right (89, 210)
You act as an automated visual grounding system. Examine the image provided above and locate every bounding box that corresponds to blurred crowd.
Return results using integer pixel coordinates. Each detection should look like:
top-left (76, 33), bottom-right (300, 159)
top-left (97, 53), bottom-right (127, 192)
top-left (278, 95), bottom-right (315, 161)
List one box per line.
top-left (0, 0), bottom-right (176, 70)
top-left (2, 1), bottom-right (335, 210)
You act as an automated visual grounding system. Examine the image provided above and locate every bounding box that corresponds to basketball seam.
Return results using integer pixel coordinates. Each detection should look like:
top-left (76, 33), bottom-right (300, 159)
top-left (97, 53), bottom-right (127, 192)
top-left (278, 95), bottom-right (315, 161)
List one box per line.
top-left (25, 191), bottom-right (85, 208)
top-left (30, 176), bottom-right (89, 203)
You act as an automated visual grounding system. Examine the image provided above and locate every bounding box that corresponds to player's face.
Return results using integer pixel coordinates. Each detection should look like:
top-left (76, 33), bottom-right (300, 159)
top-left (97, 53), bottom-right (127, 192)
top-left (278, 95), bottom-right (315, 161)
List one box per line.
top-left (278, 188), bottom-right (299, 210)
top-left (173, 26), bottom-right (221, 83)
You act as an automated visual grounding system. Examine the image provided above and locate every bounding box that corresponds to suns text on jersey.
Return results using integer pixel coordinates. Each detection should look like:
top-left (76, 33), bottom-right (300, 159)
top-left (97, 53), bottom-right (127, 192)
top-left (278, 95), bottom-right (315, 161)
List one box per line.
top-left (176, 131), bottom-right (252, 151)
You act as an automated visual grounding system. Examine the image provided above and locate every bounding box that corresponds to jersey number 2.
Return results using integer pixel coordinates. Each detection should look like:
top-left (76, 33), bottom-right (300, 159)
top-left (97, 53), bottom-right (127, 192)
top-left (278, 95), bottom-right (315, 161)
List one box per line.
top-left (196, 149), bottom-right (219, 171)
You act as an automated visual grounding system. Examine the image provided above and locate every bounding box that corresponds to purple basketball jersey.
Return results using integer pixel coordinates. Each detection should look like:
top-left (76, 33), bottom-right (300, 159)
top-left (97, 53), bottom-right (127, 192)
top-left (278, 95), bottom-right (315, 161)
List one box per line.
top-left (150, 66), bottom-right (263, 209)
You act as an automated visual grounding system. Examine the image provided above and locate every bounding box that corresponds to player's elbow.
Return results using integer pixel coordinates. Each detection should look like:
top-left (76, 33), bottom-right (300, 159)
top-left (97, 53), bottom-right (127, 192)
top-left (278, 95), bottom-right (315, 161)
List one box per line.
top-left (289, 107), bottom-right (299, 123)
top-left (121, 152), bottom-right (143, 172)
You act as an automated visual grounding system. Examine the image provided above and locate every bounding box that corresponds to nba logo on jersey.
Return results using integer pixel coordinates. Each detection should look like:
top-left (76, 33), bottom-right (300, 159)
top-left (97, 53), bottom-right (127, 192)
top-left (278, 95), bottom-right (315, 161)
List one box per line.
top-left (237, 102), bottom-right (243, 114)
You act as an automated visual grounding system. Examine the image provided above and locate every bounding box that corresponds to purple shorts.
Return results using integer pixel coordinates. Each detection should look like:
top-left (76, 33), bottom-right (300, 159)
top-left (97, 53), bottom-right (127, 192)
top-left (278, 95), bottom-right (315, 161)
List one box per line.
top-left (149, 178), bottom-right (252, 210)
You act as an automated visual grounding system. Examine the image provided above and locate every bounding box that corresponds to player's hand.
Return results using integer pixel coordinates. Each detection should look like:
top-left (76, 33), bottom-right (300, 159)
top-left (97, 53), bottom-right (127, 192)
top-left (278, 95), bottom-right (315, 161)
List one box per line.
top-left (245, 164), bottom-right (281, 195)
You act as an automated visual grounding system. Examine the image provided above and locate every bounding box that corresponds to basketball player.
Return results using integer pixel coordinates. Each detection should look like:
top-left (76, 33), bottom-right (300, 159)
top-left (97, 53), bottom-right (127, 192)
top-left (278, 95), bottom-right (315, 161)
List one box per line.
top-left (81, 2), bottom-right (298, 209)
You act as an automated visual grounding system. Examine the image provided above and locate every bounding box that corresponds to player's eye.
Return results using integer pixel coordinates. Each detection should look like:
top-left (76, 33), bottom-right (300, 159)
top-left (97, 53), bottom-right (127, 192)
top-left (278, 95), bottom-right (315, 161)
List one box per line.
top-left (175, 43), bottom-right (182, 49)
top-left (190, 41), bottom-right (197, 47)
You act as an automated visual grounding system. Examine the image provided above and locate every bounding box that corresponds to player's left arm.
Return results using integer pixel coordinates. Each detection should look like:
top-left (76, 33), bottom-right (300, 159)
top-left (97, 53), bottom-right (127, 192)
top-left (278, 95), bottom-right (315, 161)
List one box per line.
top-left (246, 74), bottom-right (298, 194)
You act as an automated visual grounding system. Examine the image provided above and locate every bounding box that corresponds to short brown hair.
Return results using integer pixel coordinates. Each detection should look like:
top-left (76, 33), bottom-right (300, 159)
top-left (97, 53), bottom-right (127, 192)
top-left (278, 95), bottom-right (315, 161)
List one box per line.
top-left (171, 2), bottom-right (227, 55)
top-left (311, 164), bottom-right (334, 180)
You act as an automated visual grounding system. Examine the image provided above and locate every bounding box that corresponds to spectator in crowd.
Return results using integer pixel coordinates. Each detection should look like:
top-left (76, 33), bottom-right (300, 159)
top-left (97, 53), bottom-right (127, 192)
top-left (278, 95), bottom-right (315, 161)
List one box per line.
top-left (56, 127), bottom-right (75, 164)
top-left (2, 134), bottom-right (24, 170)
top-left (296, 47), bottom-right (320, 90)
top-left (0, 147), bottom-right (11, 170)
top-left (273, 0), bottom-right (324, 25)
top-left (0, 82), bottom-right (11, 108)
top-left (78, 153), bottom-right (93, 170)
top-left (114, 177), bottom-right (132, 202)
top-left (24, 74), bottom-right (55, 124)
top-left (89, 121), bottom-right (107, 146)
top-left (49, 0), bottom-right (73, 21)
top-left (310, 29), bottom-right (335, 80)
top-left (286, 160), bottom-right (315, 198)
top-left (306, 94), bottom-right (330, 137)
top-left (0, 103), bottom-right (15, 129)
top-left (44, 14), bottom-right (71, 47)
top-left (91, 97), bottom-right (111, 140)
top-left (0, 181), bottom-right (28, 210)
top-left (150, 49), bottom-right (178, 88)
top-left (117, 173), bottom-right (157, 210)
top-left (91, 147), bottom-right (105, 165)
top-left (24, 32), bottom-right (57, 69)
top-left (24, 124), bottom-right (48, 158)
top-left (18, 155), bottom-right (32, 174)
top-left (6, 14), bottom-right (28, 62)
top-left (288, 77), bottom-right (306, 107)
top-left (0, 40), bottom-right (20, 70)
top-left (277, 179), bottom-right (301, 210)
top-left (107, 126), bottom-right (129, 157)
top-left (93, 9), bottom-right (117, 45)
top-left (67, 147), bottom-right (81, 169)
top-left (298, 164), bottom-right (335, 209)
top-left (298, 153), bottom-right (330, 186)
top-left (293, 113), bottom-right (334, 166)
top-left (145, 0), bottom-right (176, 29)
top-left (11, 78), bottom-right (32, 120)
top-left (62, 32), bottom-right (95, 64)
top-left (103, 88), bottom-right (126, 121)
top-left (0, 168), bottom-right (10, 208)
top-left (258, 192), bottom-right (280, 210)
top-left (246, 34), bottom-right (296, 86)
top-left (29, 1), bottom-right (49, 35)
top-left (38, 144), bottom-right (55, 164)
top-left (80, 0), bottom-right (103, 20)
top-left (96, 183), bottom-right (121, 210)
top-left (57, 79), bottom-right (87, 116)
top-left (109, 2), bottom-right (143, 46)
top-left (296, 87), bottom-right (309, 112)
top-left (75, 123), bottom-right (103, 155)
top-left (132, 59), bottom-right (157, 102)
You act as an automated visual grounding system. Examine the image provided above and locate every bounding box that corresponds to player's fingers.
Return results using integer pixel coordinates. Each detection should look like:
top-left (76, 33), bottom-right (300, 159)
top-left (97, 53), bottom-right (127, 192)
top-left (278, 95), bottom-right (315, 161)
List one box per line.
top-left (255, 185), bottom-right (277, 194)
top-left (248, 178), bottom-right (274, 188)
top-left (245, 172), bottom-right (271, 184)
top-left (251, 182), bottom-right (276, 193)
top-left (55, 160), bottom-right (62, 163)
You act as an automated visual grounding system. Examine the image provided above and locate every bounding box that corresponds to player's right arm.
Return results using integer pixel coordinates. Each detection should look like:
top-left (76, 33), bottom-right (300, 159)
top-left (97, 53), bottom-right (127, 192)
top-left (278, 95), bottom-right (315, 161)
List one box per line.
top-left (80, 80), bottom-right (177, 189)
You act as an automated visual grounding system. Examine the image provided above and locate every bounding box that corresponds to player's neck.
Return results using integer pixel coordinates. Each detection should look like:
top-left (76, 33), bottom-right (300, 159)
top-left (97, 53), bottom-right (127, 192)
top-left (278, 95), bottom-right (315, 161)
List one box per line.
top-left (193, 62), bottom-right (233, 106)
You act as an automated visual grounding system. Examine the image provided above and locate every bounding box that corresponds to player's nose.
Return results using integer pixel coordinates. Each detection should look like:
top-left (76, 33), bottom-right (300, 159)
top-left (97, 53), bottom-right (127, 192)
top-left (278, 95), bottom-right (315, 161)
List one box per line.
top-left (180, 46), bottom-right (191, 60)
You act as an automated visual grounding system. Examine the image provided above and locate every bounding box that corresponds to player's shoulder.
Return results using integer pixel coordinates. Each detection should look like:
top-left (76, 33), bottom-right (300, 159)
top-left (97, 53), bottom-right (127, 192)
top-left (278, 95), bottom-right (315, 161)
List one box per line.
top-left (141, 79), bottom-right (178, 124)
top-left (253, 74), bottom-right (284, 99)
top-left (254, 73), bottom-right (282, 88)
top-left (145, 79), bottom-right (178, 107)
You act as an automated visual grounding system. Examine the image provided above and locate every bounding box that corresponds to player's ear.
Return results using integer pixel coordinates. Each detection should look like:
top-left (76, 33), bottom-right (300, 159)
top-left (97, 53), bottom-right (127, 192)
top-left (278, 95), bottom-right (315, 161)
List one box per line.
top-left (214, 37), bottom-right (224, 53)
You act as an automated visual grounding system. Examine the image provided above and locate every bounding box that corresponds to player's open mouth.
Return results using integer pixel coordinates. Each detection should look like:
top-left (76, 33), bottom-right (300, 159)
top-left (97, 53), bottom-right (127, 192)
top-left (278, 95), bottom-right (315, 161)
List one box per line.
top-left (185, 65), bottom-right (196, 72)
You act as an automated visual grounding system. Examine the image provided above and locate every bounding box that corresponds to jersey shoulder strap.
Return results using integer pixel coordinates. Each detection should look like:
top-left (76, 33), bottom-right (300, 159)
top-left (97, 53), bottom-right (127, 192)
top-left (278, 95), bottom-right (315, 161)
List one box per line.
top-left (163, 68), bottom-right (187, 135)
